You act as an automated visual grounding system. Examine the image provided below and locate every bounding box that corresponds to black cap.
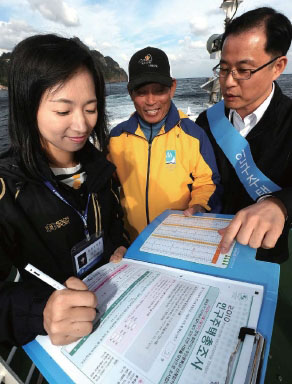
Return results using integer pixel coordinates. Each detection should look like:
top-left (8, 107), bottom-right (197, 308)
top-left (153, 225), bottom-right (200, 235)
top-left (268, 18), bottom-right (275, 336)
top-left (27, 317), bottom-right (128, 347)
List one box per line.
top-left (128, 46), bottom-right (173, 91)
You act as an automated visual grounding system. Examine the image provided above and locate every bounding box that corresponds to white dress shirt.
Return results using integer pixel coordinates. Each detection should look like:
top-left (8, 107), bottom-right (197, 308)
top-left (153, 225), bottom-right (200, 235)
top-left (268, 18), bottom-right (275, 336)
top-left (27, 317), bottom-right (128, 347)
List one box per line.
top-left (229, 83), bottom-right (275, 137)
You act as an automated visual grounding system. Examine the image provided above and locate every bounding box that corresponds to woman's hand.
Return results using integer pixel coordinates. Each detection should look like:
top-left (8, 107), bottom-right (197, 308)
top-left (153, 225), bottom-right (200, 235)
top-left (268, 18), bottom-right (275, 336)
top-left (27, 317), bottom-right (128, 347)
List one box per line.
top-left (109, 246), bottom-right (127, 263)
top-left (43, 277), bottom-right (97, 345)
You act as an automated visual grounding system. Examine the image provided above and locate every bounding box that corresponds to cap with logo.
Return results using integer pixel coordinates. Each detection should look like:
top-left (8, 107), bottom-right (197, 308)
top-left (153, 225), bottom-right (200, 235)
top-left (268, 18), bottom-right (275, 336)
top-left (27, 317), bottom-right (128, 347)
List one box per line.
top-left (128, 46), bottom-right (173, 91)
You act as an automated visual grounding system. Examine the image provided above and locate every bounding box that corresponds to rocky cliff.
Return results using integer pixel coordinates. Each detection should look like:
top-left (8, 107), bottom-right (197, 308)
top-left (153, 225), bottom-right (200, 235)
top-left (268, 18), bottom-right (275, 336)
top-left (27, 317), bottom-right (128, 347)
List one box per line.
top-left (0, 48), bottom-right (127, 87)
top-left (0, 52), bottom-right (10, 87)
top-left (91, 50), bottom-right (128, 83)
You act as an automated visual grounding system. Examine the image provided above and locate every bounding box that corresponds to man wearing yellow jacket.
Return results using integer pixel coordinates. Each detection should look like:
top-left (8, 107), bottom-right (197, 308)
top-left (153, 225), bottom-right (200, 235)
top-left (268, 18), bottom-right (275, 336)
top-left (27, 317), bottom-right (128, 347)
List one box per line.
top-left (109, 47), bottom-right (222, 241)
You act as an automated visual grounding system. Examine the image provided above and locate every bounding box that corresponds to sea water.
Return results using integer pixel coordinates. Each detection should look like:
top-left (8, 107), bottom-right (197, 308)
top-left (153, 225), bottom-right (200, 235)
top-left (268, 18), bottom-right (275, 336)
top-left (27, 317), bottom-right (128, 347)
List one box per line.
top-left (1, 75), bottom-right (292, 154)
top-left (105, 77), bottom-right (211, 129)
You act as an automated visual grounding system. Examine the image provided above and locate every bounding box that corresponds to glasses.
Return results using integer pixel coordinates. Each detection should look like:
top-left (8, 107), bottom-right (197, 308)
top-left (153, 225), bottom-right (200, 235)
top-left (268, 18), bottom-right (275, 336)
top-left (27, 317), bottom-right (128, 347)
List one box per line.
top-left (213, 56), bottom-right (281, 80)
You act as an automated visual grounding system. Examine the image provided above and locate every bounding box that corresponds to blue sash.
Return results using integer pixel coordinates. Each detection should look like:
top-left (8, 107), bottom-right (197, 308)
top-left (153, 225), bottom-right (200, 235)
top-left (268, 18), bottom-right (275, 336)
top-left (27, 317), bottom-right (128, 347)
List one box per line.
top-left (207, 100), bottom-right (281, 201)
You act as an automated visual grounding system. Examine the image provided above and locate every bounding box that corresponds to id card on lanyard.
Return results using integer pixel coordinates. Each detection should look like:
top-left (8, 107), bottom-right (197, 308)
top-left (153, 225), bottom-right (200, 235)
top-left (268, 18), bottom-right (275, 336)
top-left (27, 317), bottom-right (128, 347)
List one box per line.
top-left (44, 181), bottom-right (104, 278)
top-left (71, 232), bottom-right (104, 278)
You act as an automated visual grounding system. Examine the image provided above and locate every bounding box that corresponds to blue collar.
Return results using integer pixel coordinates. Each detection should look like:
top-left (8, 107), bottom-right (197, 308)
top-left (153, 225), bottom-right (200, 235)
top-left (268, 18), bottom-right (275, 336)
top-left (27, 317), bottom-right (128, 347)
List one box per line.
top-left (138, 115), bottom-right (167, 141)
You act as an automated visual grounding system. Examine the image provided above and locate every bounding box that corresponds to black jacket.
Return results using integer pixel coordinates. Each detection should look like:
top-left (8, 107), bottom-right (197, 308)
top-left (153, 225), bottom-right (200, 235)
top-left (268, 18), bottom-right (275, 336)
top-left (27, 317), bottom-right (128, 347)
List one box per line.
top-left (196, 82), bottom-right (292, 263)
top-left (0, 142), bottom-right (128, 346)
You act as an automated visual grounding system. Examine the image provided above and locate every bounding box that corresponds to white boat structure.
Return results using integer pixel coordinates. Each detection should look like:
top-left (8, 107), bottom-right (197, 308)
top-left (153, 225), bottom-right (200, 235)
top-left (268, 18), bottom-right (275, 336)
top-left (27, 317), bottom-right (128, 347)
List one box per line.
top-left (185, 106), bottom-right (198, 121)
top-left (201, 0), bottom-right (243, 105)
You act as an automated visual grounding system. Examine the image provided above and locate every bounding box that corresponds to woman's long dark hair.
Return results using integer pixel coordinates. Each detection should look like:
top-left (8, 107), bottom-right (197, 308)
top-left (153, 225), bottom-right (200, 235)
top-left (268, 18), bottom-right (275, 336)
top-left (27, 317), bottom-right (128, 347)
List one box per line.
top-left (8, 34), bottom-right (108, 178)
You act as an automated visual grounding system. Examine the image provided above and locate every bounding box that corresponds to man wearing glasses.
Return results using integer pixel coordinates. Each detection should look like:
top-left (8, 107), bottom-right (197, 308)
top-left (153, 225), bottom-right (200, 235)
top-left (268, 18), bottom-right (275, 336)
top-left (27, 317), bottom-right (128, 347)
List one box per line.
top-left (196, 7), bottom-right (292, 263)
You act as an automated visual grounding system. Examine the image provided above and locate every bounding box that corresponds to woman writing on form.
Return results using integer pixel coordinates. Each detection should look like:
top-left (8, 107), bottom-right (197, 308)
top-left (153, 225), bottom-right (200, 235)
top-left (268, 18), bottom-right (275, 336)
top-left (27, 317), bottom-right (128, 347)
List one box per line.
top-left (0, 34), bottom-right (128, 346)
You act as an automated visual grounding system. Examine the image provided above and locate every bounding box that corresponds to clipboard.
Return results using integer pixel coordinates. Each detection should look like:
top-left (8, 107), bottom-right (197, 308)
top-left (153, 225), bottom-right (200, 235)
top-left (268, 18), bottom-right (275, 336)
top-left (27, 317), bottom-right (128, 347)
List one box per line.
top-left (23, 259), bottom-right (264, 384)
top-left (22, 211), bottom-right (279, 384)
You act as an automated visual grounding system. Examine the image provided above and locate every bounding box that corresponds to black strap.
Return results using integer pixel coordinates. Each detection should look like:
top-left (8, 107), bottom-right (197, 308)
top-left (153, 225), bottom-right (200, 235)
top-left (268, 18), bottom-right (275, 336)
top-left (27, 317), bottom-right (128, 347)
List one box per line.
top-left (238, 327), bottom-right (256, 341)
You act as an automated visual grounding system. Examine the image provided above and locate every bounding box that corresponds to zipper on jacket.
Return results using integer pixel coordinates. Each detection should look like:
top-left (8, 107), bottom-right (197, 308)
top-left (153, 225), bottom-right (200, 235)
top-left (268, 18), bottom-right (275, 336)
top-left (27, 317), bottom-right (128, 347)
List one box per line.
top-left (92, 193), bottom-right (102, 235)
top-left (145, 125), bottom-right (153, 225)
top-left (15, 181), bottom-right (24, 200)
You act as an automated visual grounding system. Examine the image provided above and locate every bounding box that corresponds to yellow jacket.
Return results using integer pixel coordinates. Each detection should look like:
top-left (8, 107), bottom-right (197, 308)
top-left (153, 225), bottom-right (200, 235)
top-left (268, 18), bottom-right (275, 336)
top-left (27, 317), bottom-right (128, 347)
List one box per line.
top-left (109, 102), bottom-right (222, 240)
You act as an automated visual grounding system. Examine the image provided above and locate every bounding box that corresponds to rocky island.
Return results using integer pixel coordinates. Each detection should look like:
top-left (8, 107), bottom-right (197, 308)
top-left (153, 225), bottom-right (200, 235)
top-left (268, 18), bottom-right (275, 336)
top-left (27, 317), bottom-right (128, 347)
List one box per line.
top-left (91, 51), bottom-right (128, 83)
top-left (0, 47), bottom-right (127, 88)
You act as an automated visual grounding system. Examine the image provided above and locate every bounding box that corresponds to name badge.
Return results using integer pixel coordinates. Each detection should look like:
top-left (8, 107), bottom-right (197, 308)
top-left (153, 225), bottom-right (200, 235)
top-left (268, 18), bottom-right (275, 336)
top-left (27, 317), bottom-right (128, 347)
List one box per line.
top-left (71, 232), bottom-right (104, 278)
top-left (166, 150), bottom-right (176, 164)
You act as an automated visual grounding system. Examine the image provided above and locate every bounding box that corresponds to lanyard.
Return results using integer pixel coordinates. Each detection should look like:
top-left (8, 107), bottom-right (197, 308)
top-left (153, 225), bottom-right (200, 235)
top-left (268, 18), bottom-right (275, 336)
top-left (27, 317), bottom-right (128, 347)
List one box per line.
top-left (44, 181), bottom-right (91, 240)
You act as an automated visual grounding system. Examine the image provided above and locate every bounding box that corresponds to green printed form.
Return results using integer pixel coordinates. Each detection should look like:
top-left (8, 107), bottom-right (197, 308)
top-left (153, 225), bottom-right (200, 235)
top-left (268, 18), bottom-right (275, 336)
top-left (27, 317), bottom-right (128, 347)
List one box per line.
top-left (159, 287), bottom-right (219, 384)
top-left (66, 270), bottom-right (152, 356)
top-left (36, 261), bottom-right (263, 384)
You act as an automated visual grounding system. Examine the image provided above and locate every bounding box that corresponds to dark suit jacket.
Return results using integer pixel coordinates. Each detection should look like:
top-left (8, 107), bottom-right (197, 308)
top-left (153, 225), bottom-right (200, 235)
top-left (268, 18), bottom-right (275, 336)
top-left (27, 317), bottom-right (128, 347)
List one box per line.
top-left (196, 82), bottom-right (292, 263)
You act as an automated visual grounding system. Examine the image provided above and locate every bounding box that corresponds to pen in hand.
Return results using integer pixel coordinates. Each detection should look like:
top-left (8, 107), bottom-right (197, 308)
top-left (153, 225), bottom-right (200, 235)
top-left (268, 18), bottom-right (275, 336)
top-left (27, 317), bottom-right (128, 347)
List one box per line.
top-left (25, 263), bottom-right (100, 331)
top-left (25, 263), bottom-right (66, 290)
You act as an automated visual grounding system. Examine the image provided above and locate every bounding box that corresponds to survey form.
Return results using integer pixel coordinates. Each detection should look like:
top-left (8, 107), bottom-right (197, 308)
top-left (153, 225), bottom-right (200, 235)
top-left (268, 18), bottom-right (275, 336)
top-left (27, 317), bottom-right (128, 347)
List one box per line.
top-left (140, 214), bottom-right (235, 268)
top-left (33, 259), bottom-right (263, 384)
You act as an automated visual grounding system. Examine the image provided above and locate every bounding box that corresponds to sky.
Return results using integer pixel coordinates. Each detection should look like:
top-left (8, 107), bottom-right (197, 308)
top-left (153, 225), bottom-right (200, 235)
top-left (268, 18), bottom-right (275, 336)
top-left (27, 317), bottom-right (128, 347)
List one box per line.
top-left (0, 0), bottom-right (292, 78)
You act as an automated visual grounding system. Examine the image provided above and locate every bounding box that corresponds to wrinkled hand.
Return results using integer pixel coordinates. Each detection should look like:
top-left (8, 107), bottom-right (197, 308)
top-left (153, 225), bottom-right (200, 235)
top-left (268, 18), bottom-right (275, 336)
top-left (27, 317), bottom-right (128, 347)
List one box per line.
top-left (43, 277), bottom-right (97, 345)
top-left (184, 204), bottom-right (207, 217)
top-left (110, 246), bottom-right (127, 263)
top-left (219, 197), bottom-right (287, 253)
